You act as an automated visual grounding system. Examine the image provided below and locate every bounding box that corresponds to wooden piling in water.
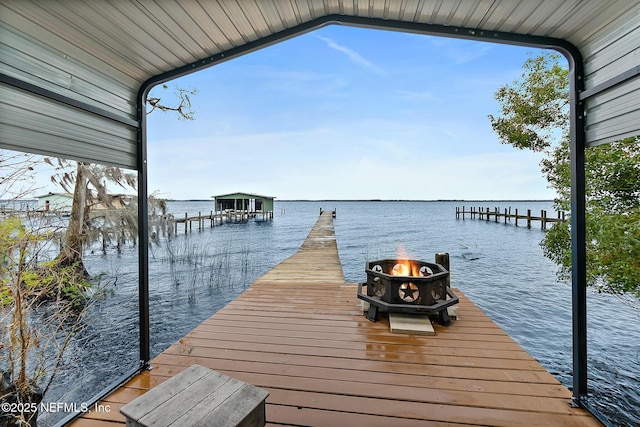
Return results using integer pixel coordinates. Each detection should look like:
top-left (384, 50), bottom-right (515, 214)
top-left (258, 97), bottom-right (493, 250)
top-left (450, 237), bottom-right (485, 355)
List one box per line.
top-left (435, 252), bottom-right (450, 288)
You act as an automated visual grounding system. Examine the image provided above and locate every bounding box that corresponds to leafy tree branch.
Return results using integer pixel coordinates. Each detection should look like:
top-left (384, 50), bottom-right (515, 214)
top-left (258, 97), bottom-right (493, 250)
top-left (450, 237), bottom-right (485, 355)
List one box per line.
top-left (490, 52), bottom-right (640, 295)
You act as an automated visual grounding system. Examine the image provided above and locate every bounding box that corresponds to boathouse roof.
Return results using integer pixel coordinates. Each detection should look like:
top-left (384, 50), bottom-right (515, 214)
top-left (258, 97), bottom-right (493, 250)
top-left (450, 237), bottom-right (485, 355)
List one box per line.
top-left (34, 192), bottom-right (74, 200)
top-left (212, 192), bottom-right (275, 213)
top-left (211, 192), bottom-right (275, 201)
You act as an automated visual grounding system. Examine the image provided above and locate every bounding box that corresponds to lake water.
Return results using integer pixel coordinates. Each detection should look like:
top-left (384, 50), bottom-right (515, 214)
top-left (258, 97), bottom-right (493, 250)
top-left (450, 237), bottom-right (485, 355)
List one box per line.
top-left (37, 200), bottom-right (639, 426)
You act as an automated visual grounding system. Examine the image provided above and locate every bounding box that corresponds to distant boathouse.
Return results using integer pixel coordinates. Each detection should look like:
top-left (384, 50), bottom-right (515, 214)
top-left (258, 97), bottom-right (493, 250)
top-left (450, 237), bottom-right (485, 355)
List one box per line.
top-left (212, 192), bottom-right (274, 219)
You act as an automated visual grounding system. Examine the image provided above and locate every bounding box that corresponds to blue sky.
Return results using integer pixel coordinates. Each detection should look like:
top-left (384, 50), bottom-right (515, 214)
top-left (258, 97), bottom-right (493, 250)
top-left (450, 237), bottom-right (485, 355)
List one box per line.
top-left (146, 25), bottom-right (558, 201)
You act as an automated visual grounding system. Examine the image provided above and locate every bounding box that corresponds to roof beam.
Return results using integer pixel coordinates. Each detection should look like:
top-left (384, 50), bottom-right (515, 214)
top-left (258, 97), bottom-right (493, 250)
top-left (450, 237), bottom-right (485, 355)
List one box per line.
top-left (0, 73), bottom-right (139, 129)
top-left (579, 65), bottom-right (640, 100)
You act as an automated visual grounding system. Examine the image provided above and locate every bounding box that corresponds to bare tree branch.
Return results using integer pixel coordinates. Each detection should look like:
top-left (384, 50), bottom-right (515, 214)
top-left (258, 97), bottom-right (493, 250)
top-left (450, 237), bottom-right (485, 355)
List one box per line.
top-left (146, 84), bottom-right (197, 120)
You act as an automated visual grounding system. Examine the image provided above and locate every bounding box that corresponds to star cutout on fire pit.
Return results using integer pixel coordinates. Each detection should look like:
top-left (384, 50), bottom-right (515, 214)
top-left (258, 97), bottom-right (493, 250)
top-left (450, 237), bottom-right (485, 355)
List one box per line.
top-left (398, 282), bottom-right (419, 302)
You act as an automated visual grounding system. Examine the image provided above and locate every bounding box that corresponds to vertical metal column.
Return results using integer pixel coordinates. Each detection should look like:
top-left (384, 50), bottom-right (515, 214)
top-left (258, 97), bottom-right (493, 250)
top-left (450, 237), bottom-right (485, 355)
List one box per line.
top-left (568, 52), bottom-right (587, 404)
top-left (137, 88), bottom-right (151, 367)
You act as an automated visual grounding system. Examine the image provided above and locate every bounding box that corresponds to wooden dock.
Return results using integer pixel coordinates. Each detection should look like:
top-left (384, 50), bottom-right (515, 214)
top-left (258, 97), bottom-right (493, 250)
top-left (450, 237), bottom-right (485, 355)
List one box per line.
top-left (456, 205), bottom-right (566, 230)
top-left (172, 209), bottom-right (274, 233)
top-left (71, 211), bottom-right (599, 426)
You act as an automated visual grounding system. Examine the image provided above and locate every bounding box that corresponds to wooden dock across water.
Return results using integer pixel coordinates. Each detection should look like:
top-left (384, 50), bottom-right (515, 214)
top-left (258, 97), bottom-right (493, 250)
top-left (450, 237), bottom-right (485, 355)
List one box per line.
top-left (72, 211), bottom-right (599, 426)
top-left (172, 209), bottom-right (274, 233)
top-left (456, 205), bottom-right (566, 230)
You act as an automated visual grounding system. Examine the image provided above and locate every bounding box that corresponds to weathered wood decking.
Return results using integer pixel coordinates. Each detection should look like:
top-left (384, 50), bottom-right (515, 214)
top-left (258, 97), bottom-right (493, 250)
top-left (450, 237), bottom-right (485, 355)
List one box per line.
top-left (71, 211), bottom-right (599, 426)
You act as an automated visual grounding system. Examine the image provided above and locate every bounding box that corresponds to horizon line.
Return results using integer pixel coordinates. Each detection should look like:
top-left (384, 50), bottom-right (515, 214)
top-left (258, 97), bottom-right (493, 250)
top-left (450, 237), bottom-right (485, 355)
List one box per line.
top-left (166, 198), bottom-right (555, 203)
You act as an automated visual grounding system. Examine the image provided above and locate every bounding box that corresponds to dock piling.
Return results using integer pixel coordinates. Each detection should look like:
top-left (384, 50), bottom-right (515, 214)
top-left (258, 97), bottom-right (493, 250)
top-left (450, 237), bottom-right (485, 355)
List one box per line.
top-left (435, 252), bottom-right (450, 288)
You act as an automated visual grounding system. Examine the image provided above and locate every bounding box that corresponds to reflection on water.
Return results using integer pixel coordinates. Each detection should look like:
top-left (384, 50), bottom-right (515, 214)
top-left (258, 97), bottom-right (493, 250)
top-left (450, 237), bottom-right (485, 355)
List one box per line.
top-left (36, 200), bottom-right (638, 426)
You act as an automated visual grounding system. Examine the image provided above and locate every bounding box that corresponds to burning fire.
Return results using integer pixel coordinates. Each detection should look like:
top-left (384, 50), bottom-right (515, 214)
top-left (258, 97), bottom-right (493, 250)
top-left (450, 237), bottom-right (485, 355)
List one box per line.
top-left (391, 246), bottom-right (433, 277)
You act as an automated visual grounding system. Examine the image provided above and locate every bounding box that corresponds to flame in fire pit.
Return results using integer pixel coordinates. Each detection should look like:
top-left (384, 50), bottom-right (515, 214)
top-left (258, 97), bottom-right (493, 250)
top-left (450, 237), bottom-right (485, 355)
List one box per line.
top-left (391, 263), bottom-right (410, 276)
top-left (392, 247), bottom-right (433, 277)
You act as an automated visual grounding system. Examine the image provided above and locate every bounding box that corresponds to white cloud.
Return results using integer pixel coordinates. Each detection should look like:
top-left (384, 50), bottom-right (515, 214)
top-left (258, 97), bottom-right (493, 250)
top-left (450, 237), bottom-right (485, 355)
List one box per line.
top-left (317, 36), bottom-right (385, 74)
top-left (262, 69), bottom-right (348, 95)
top-left (428, 38), bottom-right (492, 64)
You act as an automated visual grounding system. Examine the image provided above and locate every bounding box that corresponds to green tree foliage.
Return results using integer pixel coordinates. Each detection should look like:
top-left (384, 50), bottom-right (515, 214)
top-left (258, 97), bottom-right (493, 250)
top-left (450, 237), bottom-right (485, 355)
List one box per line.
top-left (541, 137), bottom-right (640, 294)
top-left (1, 218), bottom-right (91, 308)
top-left (1, 216), bottom-right (89, 424)
top-left (489, 52), bottom-right (640, 295)
top-left (489, 53), bottom-right (569, 152)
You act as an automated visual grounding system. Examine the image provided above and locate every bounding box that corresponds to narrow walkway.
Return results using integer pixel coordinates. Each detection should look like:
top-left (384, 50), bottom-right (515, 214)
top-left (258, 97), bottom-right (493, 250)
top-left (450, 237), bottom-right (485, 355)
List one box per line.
top-left (72, 211), bottom-right (599, 426)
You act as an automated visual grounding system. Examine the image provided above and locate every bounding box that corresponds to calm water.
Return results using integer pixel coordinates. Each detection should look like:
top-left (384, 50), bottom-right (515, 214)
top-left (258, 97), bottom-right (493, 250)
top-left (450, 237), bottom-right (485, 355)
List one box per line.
top-left (37, 201), bottom-right (638, 426)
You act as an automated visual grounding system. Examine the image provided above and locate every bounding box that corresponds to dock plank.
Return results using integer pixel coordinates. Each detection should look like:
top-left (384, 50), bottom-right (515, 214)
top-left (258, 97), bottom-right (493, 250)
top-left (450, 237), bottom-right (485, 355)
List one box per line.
top-left (71, 211), bottom-right (599, 427)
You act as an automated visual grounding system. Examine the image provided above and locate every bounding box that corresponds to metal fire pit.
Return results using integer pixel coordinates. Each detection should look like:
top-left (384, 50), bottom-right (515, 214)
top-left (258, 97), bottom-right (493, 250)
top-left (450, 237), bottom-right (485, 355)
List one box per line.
top-left (357, 258), bottom-right (459, 325)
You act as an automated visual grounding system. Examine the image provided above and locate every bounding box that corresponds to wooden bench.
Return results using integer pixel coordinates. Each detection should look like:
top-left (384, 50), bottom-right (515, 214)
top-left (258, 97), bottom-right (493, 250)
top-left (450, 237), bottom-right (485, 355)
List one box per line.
top-left (120, 364), bottom-right (268, 427)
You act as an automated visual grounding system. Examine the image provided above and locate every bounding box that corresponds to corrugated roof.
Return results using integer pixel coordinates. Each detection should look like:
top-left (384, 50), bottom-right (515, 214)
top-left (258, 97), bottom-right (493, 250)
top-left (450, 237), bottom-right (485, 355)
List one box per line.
top-left (212, 192), bottom-right (275, 200)
top-left (1, 0), bottom-right (638, 165)
top-left (35, 192), bottom-right (73, 199)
